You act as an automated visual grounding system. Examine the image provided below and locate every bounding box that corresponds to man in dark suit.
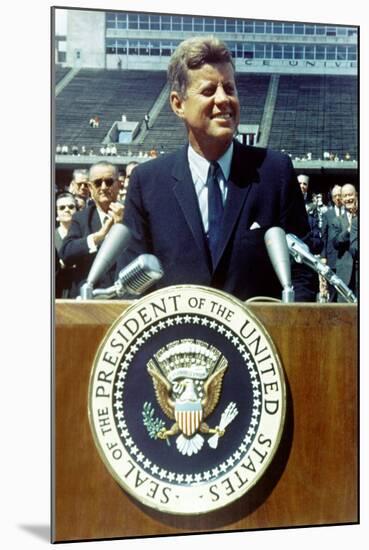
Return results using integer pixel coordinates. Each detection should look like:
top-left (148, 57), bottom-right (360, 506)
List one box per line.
top-left (117, 36), bottom-right (316, 302)
top-left (60, 161), bottom-right (123, 298)
top-left (321, 185), bottom-right (343, 301)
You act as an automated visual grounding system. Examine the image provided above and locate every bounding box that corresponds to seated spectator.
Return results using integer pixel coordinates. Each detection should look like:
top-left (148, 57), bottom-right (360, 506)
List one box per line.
top-left (55, 193), bottom-right (78, 298)
top-left (60, 161), bottom-right (124, 298)
top-left (89, 115), bottom-right (100, 128)
top-left (56, 144), bottom-right (62, 154)
top-left (61, 144), bottom-right (69, 155)
top-left (72, 145), bottom-right (79, 156)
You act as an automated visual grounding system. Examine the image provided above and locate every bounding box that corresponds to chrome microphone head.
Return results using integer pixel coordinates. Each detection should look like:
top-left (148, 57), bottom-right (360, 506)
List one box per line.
top-left (117, 254), bottom-right (163, 296)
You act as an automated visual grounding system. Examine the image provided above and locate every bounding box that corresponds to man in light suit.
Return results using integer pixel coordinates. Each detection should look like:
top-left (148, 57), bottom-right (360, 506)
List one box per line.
top-left (60, 161), bottom-right (123, 298)
top-left (117, 36), bottom-right (316, 302)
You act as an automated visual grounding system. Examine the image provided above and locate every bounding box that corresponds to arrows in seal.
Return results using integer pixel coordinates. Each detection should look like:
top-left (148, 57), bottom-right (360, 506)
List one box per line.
top-left (142, 339), bottom-right (239, 456)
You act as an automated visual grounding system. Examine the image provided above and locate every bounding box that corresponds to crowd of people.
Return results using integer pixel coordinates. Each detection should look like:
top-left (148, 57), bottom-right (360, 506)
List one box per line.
top-left (297, 174), bottom-right (358, 302)
top-left (55, 36), bottom-right (358, 303)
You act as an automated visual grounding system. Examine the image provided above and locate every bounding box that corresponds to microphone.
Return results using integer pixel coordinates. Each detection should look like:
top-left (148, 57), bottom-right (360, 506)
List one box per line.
top-left (264, 227), bottom-right (295, 303)
top-left (286, 233), bottom-right (357, 304)
top-left (80, 224), bottom-right (131, 299)
top-left (92, 254), bottom-right (164, 299)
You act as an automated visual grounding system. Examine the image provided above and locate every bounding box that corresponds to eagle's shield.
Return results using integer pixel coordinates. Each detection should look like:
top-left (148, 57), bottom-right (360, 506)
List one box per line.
top-left (175, 402), bottom-right (203, 436)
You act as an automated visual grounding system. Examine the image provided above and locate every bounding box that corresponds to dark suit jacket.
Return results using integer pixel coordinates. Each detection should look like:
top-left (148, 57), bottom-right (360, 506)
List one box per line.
top-left (321, 207), bottom-right (343, 269)
top-left (60, 203), bottom-right (117, 298)
top-left (332, 213), bottom-right (358, 300)
top-left (117, 141), bottom-right (316, 301)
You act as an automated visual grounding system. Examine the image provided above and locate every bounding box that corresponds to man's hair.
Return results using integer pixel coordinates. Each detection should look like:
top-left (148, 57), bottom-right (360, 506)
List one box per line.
top-left (88, 161), bottom-right (118, 180)
top-left (72, 168), bottom-right (88, 181)
top-left (167, 36), bottom-right (234, 98)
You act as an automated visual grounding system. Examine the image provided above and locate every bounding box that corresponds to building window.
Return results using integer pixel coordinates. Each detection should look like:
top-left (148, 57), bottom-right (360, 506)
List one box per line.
top-left (204, 18), bottom-right (215, 32)
top-left (255, 21), bottom-right (265, 33)
top-left (194, 17), bottom-right (204, 32)
top-left (305, 25), bottom-right (315, 35)
top-left (106, 39), bottom-right (117, 54)
top-left (128, 14), bottom-right (138, 30)
top-left (139, 14), bottom-right (149, 30)
top-left (225, 18), bottom-right (236, 32)
top-left (183, 16), bottom-right (193, 32)
top-left (273, 22), bottom-right (283, 34)
top-left (316, 46), bottom-right (325, 60)
top-left (128, 41), bottom-right (139, 55)
top-left (172, 16), bottom-right (182, 31)
top-left (326, 46), bottom-right (336, 60)
top-left (337, 46), bottom-right (347, 60)
top-left (294, 45), bottom-right (304, 59)
top-left (161, 16), bottom-right (171, 31)
top-left (161, 42), bottom-right (172, 56)
top-left (283, 23), bottom-right (294, 34)
top-left (215, 19), bottom-right (225, 32)
top-left (150, 15), bottom-right (160, 30)
top-left (265, 44), bottom-right (272, 59)
top-left (294, 24), bottom-right (304, 35)
top-left (243, 43), bottom-right (254, 59)
top-left (255, 44), bottom-right (265, 58)
top-left (283, 45), bottom-right (293, 59)
top-left (305, 46), bottom-right (315, 60)
top-left (347, 46), bottom-right (357, 60)
top-left (106, 14), bottom-right (117, 29)
top-left (326, 27), bottom-right (337, 36)
top-left (139, 41), bottom-right (150, 55)
top-left (244, 21), bottom-right (254, 33)
top-left (235, 19), bottom-right (244, 33)
top-left (273, 44), bottom-right (282, 58)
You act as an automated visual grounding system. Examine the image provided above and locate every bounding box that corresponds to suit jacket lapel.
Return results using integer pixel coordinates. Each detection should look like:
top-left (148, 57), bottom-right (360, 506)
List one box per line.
top-left (213, 142), bottom-right (257, 269)
top-left (172, 147), bottom-right (212, 267)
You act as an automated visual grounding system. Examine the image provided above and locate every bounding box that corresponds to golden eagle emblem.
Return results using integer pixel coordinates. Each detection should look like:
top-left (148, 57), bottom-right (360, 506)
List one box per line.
top-left (145, 339), bottom-right (238, 456)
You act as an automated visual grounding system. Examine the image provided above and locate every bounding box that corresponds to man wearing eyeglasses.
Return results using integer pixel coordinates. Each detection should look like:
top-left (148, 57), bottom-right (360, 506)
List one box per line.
top-left (60, 161), bottom-right (123, 298)
top-left (68, 168), bottom-right (90, 204)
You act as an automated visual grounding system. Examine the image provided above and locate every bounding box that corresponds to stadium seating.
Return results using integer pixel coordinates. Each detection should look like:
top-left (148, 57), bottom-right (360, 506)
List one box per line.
top-left (55, 69), bottom-right (167, 154)
top-left (55, 67), bottom-right (357, 160)
top-left (268, 75), bottom-right (358, 159)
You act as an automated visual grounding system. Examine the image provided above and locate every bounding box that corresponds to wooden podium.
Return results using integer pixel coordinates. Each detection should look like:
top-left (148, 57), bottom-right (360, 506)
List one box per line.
top-left (53, 301), bottom-right (358, 542)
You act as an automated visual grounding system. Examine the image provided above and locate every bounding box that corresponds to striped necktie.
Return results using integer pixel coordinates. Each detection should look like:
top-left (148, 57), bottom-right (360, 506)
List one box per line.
top-left (207, 161), bottom-right (224, 265)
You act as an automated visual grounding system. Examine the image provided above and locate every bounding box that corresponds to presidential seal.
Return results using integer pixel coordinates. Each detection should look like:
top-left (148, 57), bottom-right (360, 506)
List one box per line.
top-left (88, 285), bottom-right (286, 515)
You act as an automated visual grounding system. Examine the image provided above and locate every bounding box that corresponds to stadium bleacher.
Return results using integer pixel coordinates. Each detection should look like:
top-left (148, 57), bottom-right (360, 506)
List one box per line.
top-left (55, 69), bottom-right (167, 154)
top-left (55, 68), bottom-right (358, 162)
top-left (268, 75), bottom-right (358, 160)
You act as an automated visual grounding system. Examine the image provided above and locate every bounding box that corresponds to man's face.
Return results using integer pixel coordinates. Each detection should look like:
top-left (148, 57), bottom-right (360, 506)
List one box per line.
top-left (341, 185), bottom-right (357, 212)
top-left (88, 165), bottom-right (119, 210)
top-left (299, 181), bottom-right (308, 194)
top-left (74, 174), bottom-right (90, 199)
top-left (331, 187), bottom-right (342, 207)
top-left (171, 62), bottom-right (240, 157)
top-left (56, 197), bottom-right (76, 224)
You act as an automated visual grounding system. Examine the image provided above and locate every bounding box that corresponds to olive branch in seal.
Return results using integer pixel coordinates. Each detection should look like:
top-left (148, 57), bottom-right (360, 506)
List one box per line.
top-left (142, 402), bottom-right (170, 446)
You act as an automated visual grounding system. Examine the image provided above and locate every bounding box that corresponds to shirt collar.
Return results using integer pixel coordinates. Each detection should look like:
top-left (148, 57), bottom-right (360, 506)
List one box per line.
top-left (188, 141), bottom-right (234, 186)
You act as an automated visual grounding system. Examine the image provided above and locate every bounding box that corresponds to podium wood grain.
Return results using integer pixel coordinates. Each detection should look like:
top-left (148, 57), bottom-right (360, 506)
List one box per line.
top-left (54, 301), bottom-right (358, 542)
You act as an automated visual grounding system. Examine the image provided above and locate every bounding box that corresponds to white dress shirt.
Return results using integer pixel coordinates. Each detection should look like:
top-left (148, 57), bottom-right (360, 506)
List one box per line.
top-left (187, 142), bottom-right (233, 234)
